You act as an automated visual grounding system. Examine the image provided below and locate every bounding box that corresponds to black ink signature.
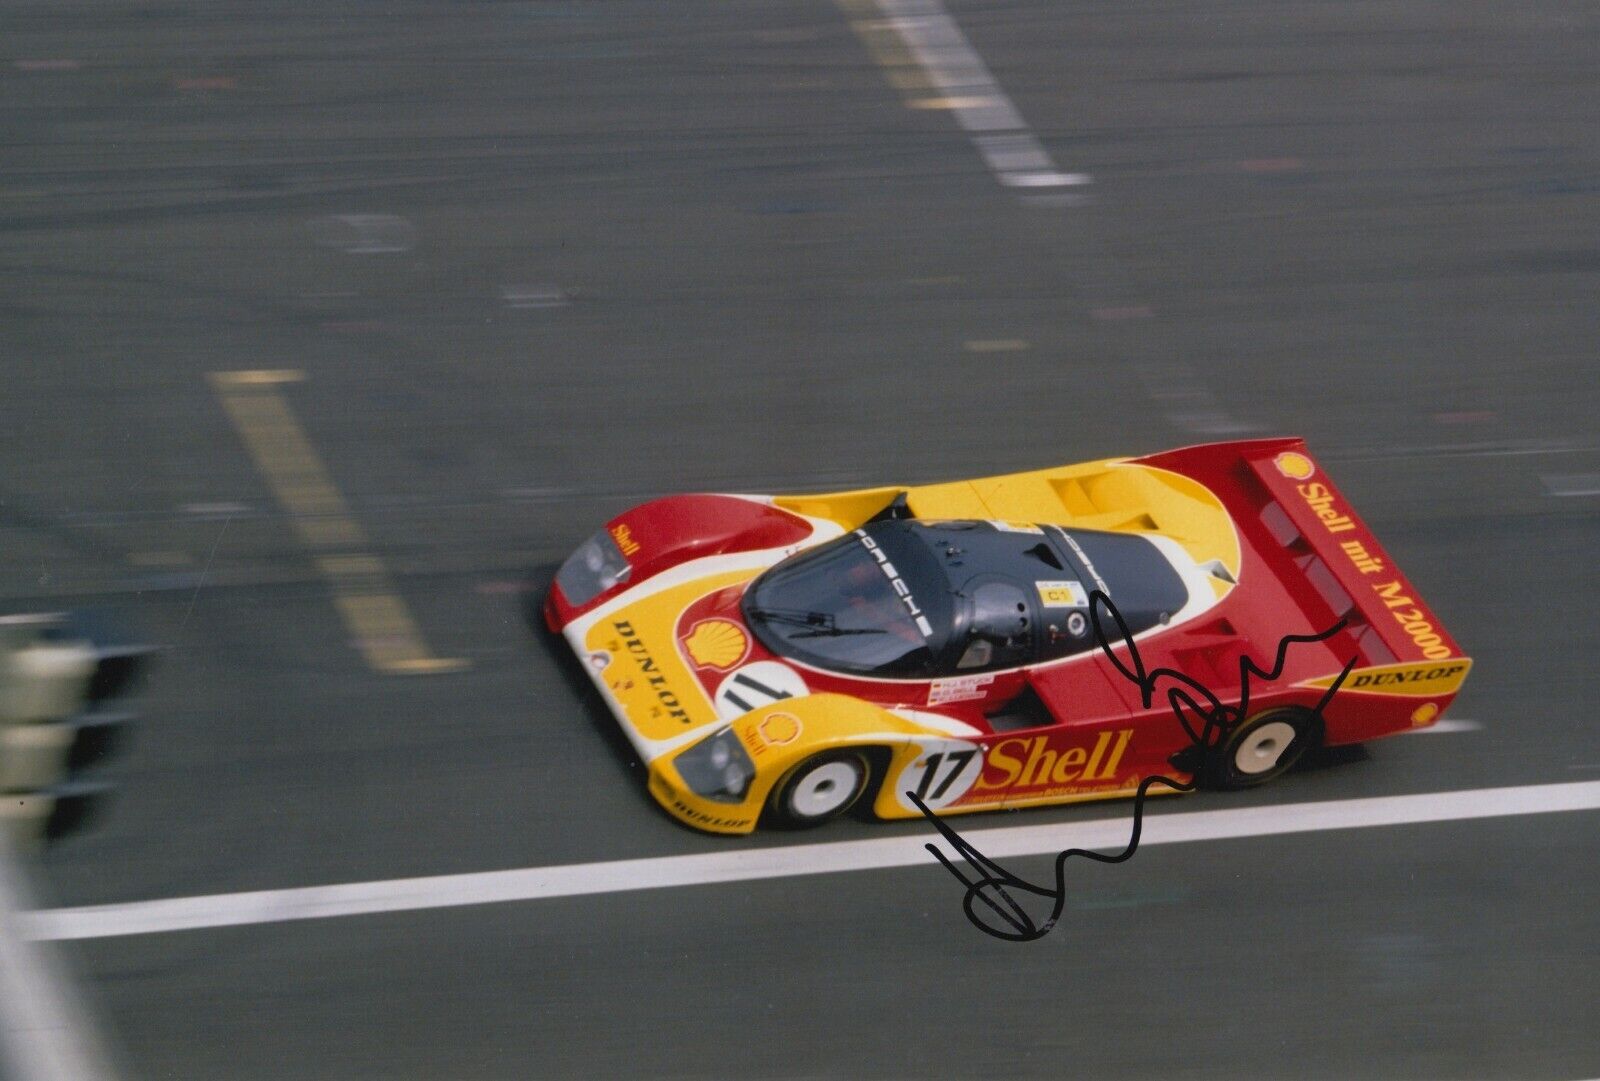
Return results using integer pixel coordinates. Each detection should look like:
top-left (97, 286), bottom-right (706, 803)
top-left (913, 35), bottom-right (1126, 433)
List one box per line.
top-left (913, 589), bottom-right (1356, 942)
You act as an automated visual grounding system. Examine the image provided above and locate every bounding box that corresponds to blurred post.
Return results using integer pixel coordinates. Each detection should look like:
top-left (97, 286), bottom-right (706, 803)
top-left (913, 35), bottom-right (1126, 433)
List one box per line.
top-left (0, 612), bottom-right (146, 1078)
top-left (0, 826), bottom-right (119, 1080)
top-left (0, 614), bottom-right (152, 849)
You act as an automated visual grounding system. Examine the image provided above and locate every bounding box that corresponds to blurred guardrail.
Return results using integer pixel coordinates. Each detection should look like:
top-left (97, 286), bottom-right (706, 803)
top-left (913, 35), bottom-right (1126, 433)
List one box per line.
top-left (0, 613), bottom-right (153, 848)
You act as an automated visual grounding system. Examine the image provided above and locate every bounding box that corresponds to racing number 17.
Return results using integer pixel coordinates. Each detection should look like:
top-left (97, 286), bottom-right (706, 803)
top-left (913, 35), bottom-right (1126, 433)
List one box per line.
top-left (912, 750), bottom-right (977, 801)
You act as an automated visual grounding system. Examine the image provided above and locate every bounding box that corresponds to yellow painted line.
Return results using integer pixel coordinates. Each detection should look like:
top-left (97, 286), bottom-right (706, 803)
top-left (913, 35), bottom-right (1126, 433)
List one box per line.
top-left (908, 96), bottom-right (997, 110)
top-left (833, 0), bottom-right (1090, 193)
top-left (209, 371), bottom-right (468, 675)
top-left (128, 550), bottom-right (193, 567)
top-left (837, 0), bottom-right (936, 97)
top-left (211, 369), bottom-right (305, 386)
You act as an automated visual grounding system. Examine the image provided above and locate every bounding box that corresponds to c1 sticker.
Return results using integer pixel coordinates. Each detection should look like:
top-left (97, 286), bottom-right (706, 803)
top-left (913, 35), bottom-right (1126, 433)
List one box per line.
top-left (929, 673), bottom-right (996, 705)
top-left (1036, 580), bottom-right (1088, 608)
top-left (895, 739), bottom-right (985, 812)
top-left (714, 661), bottom-right (808, 719)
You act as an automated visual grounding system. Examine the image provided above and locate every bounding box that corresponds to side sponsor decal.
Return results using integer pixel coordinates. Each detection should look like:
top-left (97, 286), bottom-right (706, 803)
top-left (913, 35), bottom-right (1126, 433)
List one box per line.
top-left (714, 661), bottom-right (808, 719)
top-left (897, 730), bottom-right (1137, 812)
top-left (1370, 579), bottom-right (1454, 660)
top-left (928, 673), bottom-right (996, 706)
top-left (1260, 454), bottom-right (1391, 577)
top-left (1335, 537), bottom-right (1386, 577)
top-left (1295, 481), bottom-right (1357, 535)
top-left (651, 780), bottom-right (753, 832)
top-left (977, 730), bottom-right (1133, 792)
top-left (1256, 453), bottom-right (1457, 660)
top-left (578, 569), bottom-right (756, 743)
top-left (605, 619), bottom-right (693, 726)
top-left (1300, 658), bottom-right (1472, 697)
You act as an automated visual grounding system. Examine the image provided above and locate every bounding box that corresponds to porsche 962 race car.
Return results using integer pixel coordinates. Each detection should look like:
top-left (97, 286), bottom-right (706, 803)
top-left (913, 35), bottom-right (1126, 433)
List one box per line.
top-left (542, 438), bottom-right (1470, 834)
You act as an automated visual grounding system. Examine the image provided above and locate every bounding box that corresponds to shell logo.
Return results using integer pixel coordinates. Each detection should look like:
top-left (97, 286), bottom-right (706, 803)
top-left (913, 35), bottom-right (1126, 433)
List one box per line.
top-left (757, 711), bottom-right (801, 746)
top-left (1274, 451), bottom-right (1315, 480)
top-left (1411, 702), bottom-right (1440, 726)
top-left (684, 619), bottom-right (750, 671)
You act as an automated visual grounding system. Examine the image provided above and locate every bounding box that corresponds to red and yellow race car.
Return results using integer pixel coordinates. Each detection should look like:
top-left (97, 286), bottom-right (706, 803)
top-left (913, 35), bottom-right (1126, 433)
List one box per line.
top-left (542, 438), bottom-right (1470, 834)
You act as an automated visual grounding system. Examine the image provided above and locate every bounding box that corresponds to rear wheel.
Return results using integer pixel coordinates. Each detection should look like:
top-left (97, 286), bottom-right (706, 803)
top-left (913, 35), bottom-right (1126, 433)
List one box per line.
top-left (766, 751), bottom-right (870, 828)
top-left (1207, 708), bottom-right (1319, 789)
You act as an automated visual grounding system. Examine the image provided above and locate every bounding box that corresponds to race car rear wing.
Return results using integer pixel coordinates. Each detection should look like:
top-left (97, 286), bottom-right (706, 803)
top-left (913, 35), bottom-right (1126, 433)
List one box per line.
top-left (1136, 438), bottom-right (1467, 669)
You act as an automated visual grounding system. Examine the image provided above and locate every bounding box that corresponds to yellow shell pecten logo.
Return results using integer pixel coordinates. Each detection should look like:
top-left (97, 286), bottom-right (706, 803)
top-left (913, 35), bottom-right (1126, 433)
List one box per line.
top-left (757, 711), bottom-right (801, 746)
top-left (1274, 451), bottom-right (1315, 480)
top-left (684, 619), bottom-right (749, 671)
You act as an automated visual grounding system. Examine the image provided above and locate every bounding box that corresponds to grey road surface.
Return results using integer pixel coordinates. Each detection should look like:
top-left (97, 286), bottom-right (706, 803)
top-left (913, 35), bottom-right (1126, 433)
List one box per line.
top-left (3, 1), bottom-right (1598, 1078)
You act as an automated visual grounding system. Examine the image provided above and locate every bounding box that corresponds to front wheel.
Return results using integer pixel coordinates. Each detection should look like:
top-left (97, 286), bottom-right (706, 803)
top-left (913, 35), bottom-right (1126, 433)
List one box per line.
top-left (766, 751), bottom-right (870, 829)
top-left (1206, 708), bottom-right (1320, 789)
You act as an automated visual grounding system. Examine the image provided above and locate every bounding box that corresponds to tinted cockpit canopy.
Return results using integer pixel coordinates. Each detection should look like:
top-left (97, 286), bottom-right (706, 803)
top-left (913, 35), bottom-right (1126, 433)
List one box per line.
top-left (744, 520), bottom-right (1189, 679)
top-left (743, 523), bottom-right (951, 677)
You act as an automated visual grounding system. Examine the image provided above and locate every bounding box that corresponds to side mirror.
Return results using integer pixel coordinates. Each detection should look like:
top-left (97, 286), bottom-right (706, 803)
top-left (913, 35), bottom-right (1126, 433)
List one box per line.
top-left (866, 491), bottom-right (913, 523)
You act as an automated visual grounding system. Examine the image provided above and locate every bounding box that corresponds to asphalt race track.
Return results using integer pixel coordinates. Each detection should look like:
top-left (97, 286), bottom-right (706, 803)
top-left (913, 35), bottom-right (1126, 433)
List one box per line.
top-left (3, 2), bottom-right (1599, 1078)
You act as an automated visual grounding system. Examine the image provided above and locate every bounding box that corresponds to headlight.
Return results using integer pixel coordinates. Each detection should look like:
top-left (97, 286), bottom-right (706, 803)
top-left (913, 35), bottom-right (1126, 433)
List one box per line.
top-left (674, 727), bottom-right (756, 803)
top-left (554, 529), bottom-right (632, 606)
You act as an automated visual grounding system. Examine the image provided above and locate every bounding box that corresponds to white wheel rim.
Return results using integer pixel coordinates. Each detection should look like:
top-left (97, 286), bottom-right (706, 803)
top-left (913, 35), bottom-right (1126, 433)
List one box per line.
top-left (1234, 720), bottom-right (1298, 775)
top-left (789, 760), bottom-right (862, 818)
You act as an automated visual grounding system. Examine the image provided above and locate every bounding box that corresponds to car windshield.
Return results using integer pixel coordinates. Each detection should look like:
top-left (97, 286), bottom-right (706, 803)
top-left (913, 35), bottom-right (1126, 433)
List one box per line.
top-left (744, 524), bottom-right (952, 677)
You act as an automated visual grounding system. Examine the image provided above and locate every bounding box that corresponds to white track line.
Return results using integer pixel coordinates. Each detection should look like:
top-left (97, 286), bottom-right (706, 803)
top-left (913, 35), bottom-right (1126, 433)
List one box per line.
top-left (22, 781), bottom-right (1600, 942)
top-left (0, 835), bottom-right (118, 1080)
top-left (1131, 360), bottom-right (1256, 436)
top-left (1541, 472), bottom-right (1600, 497)
top-left (873, 0), bottom-right (1089, 192)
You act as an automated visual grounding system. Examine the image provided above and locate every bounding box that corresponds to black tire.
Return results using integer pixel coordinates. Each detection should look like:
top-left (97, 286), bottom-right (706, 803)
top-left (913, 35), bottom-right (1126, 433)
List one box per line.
top-left (1205, 708), bottom-right (1320, 789)
top-left (765, 750), bottom-right (871, 829)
